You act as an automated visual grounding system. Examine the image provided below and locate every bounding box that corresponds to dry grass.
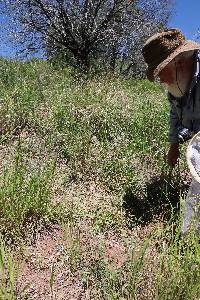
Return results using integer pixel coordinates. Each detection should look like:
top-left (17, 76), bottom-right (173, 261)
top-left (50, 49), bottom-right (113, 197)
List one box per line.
top-left (0, 59), bottom-right (199, 299)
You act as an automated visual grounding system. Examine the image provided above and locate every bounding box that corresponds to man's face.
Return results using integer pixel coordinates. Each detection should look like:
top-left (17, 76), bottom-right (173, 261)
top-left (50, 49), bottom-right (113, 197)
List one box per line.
top-left (157, 51), bottom-right (194, 97)
top-left (158, 52), bottom-right (194, 85)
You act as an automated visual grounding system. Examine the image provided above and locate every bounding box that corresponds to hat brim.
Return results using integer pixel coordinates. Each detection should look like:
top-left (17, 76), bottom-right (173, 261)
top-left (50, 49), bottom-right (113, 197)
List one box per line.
top-left (147, 40), bottom-right (200, 81)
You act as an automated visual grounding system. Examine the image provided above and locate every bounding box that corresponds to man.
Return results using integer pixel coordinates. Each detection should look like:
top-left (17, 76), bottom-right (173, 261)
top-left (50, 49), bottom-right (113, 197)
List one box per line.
top-left (142, 28), bottom-right (200, 236)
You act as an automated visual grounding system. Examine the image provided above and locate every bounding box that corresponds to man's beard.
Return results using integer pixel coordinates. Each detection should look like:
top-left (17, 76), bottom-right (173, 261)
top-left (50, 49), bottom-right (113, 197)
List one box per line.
top-left (161, 50), bottom-right (194, 98)
top-left (162, 72), bottom-right (192, 98)
top-left (166, 80), bottom-right (189, 97)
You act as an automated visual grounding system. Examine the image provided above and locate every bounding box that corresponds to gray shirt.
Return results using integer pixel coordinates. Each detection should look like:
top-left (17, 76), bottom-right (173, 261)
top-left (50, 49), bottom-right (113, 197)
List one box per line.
top-left (168, 49), bottom-right (200, 144)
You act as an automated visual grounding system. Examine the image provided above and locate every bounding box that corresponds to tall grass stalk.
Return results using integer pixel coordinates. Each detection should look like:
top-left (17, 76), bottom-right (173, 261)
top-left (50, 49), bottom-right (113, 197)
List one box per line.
top-left (0, 236), bottom-right (16, 300)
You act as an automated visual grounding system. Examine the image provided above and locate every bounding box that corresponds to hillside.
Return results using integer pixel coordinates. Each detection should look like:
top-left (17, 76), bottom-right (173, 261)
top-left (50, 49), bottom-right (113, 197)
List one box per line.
top-left (0, 59), bottom-right (199, 300)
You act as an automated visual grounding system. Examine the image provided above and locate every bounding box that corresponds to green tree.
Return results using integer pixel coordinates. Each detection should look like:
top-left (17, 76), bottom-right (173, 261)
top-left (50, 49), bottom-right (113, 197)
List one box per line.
top-left (1, 0), bottom-right (174, 73)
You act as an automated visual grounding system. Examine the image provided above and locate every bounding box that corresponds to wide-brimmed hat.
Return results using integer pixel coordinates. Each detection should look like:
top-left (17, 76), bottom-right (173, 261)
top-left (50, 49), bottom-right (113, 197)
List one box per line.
top-left (142, 28), bottom-right (200, 81)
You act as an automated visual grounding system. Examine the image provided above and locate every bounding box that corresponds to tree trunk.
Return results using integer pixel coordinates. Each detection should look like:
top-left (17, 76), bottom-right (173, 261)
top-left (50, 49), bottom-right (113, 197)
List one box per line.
top-left (73, 49), bottom-right (91, 71)
top-left (110, 46), bottom-right (118, 72)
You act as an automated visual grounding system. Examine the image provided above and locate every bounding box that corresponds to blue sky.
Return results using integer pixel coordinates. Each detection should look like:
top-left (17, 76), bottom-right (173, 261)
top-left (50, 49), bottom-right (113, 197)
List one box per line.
top-left (168, 0), bottom-right (200, 41)
top-left (0, 14), bottom-right (14, 58)
top-left (0, 0), bottom-right (200, 58)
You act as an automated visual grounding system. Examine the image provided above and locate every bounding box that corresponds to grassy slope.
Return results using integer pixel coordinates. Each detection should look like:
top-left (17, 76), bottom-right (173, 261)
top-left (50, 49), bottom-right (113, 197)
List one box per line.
top-left (0, 58), bottom-right (199, 299)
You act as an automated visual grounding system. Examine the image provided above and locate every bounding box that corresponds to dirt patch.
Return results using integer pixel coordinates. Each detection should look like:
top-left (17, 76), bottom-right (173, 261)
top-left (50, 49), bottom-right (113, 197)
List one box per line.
top-left (16, 220), bottom-right (163, 300)
top-left (17, 225), bottom-right (90, 300)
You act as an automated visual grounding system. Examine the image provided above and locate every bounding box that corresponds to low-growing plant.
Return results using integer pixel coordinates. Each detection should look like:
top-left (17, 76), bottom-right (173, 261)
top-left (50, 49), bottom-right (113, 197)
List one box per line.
top-left (0, 138), bottom-right (58, 241)
top-left (0, 236), bottom-right (16, 300)
top-left (155, 224), bottom-right (200, 300)
top-left (61, 219), bottom-right (81, 273)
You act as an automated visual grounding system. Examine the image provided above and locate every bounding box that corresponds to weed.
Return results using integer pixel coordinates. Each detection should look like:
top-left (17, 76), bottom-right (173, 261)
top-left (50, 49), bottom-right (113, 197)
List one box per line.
top-left (0, 138), bottom-right (58, 242)
top-left (0, 236), bottom-right (16, 300)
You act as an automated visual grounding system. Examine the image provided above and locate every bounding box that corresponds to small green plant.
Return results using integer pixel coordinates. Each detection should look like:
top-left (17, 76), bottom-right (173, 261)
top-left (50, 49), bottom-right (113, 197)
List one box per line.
top-left (155, 227), bottom-right (200, 300)
top-left (61, 218), bottom-right (81, 273)
top-left (0, 138), bottom-right (57, 241)
top-left (49, 262), bottom-right (56, 300)
top-left (0, 236), bottom-right (16, 300)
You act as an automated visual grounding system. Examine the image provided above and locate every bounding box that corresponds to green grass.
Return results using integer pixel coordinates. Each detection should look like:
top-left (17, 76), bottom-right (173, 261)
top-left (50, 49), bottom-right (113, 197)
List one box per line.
top-left (0, 58), bottom-right (199, 299)
top-left (0, 139), bottom-right (59, 241)
top-left (0, 236), bottom-right (15, 300)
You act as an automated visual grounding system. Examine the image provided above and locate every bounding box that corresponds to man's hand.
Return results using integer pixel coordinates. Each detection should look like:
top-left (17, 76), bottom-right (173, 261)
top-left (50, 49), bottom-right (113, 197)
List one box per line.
top-left (167, 143), bottom-right (180, 167)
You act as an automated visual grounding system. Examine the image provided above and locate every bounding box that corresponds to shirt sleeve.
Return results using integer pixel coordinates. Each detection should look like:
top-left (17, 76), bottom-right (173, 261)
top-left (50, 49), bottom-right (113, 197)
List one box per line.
top-left (168, 93), bottom-right (180, 144)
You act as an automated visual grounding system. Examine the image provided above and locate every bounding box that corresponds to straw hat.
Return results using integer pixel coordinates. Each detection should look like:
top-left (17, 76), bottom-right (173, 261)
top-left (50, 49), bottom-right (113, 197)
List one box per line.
top-left (187, 132), bottom-right (200, 183)
top-left (142, 28), bottom-right (200, 81)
